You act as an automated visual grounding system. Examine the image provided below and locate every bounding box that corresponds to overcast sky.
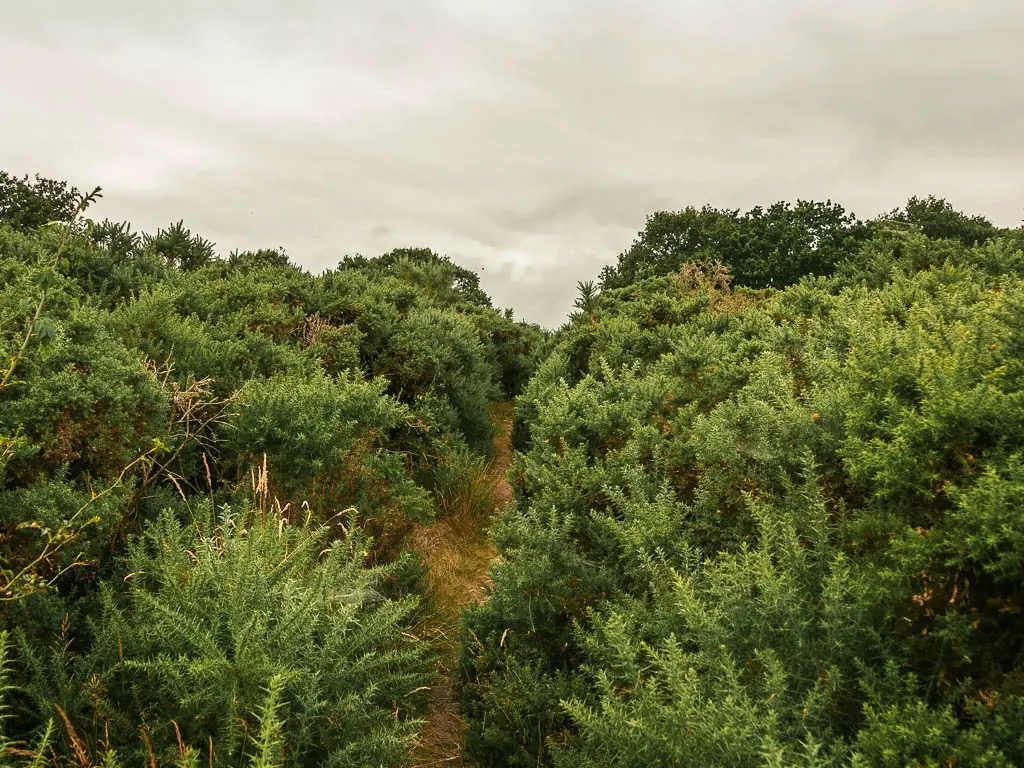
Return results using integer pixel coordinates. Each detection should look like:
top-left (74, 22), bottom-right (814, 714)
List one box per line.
top-left (2, 1), bottom-right (1022, 326)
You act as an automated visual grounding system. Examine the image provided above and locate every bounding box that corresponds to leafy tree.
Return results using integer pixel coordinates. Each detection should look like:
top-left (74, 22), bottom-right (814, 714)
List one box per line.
top-left (0, 172), bottom-right (80, 232)
top-left (881, 195), bottom-right (998, 247)
top-left (601, 200), bottom-right (864, 290)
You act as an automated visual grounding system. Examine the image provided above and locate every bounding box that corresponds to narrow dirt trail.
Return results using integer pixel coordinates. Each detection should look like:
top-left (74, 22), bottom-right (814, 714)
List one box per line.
top-left (409, 402), bottom-right (514, 767)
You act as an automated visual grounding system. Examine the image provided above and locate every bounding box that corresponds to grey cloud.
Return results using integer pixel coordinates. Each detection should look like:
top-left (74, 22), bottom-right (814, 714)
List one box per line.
top-left (2, 1), bottom-right (1022, 327)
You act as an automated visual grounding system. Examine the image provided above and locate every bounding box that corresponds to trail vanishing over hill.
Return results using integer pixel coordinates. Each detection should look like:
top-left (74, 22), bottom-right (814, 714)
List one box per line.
top-left (410, 402), bottom-right (514, 767)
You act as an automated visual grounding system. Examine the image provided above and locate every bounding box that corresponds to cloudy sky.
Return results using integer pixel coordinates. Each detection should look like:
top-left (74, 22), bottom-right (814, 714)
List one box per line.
top-left (2, 1), bottom-right (1022, 326)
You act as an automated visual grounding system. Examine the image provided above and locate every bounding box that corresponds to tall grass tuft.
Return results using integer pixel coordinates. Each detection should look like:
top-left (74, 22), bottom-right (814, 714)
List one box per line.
top-left (431, 447), bottom-right (494, 523)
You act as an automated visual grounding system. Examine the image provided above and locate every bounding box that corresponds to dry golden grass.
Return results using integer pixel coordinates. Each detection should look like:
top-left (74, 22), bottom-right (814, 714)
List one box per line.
top-left (408, 402), bottom-right (514, 768)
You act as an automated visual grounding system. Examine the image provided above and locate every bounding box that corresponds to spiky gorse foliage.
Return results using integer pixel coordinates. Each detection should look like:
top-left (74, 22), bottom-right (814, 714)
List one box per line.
top-left (15, 504), bottom-right (429, 766)
top-left (463, 223), bottom-right (1024, 765)
top-left (225, 370), bottom-right (434, 552)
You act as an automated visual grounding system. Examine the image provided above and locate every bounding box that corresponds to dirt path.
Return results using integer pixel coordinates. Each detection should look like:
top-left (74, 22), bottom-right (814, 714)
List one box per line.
top-left (409, 402), bottom-right (514, 767)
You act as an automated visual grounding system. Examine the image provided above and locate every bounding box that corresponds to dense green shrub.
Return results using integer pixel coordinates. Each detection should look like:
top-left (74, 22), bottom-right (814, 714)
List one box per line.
top-left (14, 504), bottom-right (428, 766)
top-left (463, 227), bottom-right (1024, 765)
top-left (224, 371), bottom-right (432, 553)
top-left (376, 307), bottom-right (498, 450)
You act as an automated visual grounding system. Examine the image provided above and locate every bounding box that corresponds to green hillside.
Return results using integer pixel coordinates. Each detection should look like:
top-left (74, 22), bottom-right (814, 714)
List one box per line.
top-left (1, 170), bottom-right (1022, 766)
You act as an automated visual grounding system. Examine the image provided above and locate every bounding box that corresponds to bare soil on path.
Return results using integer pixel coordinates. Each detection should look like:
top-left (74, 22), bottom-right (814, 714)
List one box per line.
top-left (408, 402), bottom-right (514, 767)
